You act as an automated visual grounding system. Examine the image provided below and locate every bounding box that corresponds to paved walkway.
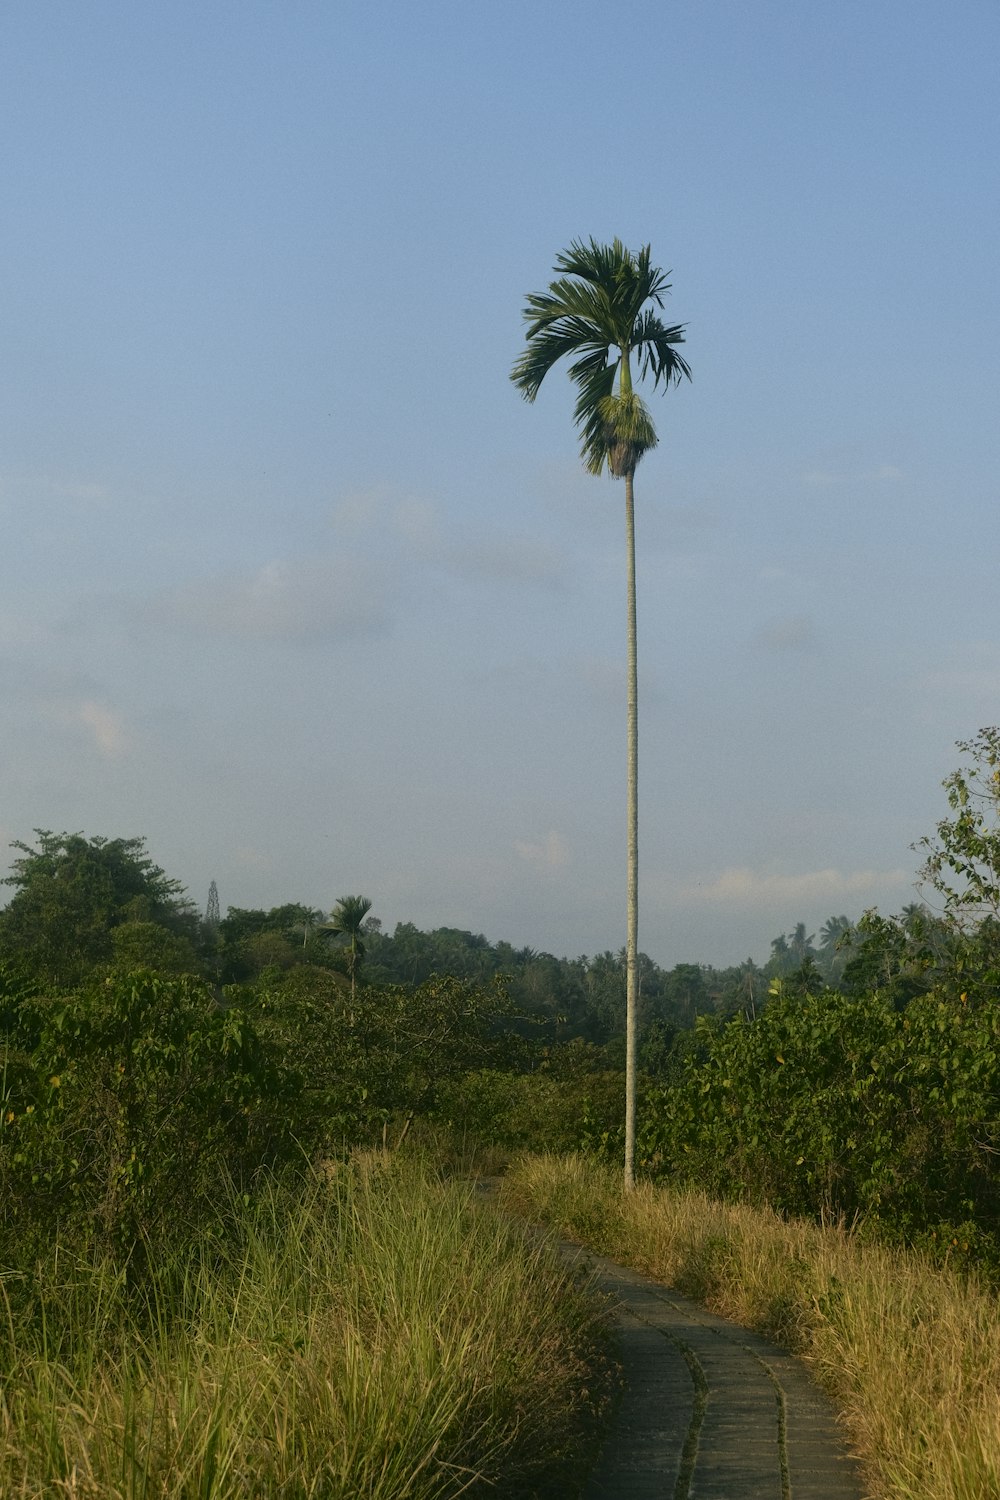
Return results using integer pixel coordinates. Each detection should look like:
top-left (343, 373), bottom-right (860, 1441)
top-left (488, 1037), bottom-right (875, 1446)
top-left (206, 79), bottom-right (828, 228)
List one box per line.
top-left (566, 1247), bottom-right (866, 1500)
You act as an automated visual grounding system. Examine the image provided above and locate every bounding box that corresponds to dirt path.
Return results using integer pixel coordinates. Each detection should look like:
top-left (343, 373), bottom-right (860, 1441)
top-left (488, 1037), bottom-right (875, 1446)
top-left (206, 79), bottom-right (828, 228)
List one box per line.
top-left (566, 1246), bottom-right (865, 1500)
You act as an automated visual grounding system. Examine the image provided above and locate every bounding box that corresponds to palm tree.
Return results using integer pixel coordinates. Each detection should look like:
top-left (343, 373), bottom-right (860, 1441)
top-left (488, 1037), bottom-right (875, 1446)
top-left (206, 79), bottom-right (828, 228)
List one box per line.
top-left (511, 238), bottom-right (690, 1189)
top-left (787, 922), bottom-right (816, 966)
top-left (818, 914), bottom-right (853, 983)
top-left (324, 895), bottom-right (373, 1008)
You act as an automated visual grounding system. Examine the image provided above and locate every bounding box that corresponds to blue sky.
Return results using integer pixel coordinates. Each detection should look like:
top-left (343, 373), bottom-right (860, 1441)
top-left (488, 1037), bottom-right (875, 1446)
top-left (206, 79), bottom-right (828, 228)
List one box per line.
top-left (2, 1), bottom-right (998, 966)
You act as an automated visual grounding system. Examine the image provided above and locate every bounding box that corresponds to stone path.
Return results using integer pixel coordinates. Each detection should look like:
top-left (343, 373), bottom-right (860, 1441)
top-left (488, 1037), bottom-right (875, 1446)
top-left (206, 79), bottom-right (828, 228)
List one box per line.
top-left (566, 1247), bottom-right (866, 1500)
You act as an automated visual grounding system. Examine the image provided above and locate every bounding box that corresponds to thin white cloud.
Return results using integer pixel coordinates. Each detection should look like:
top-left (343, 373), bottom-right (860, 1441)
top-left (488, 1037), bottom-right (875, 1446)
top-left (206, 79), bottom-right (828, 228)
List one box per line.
top-left (235, 846), bottom-right (271, 872)
top-left (918, 641), bottom-right (1000, 701)
top-left (674, 865), bottom-right (909, 908)
top-left (446, 536), bottom-right (564, 586)
top-left (334, 490), bottom-right (566, 588)
top-left (800, 464), bottom-right (904, 487)
top-left (514, 831), bottom-right (570, 869)
top-left (0, 471), bottom-right (111, 507)
top-left (329, 489), bottom-right (392, 534)
top-left (49, 480), bottom-right (110, 502)
top-left (60, 699), bottom-right (129, 758)
top-left (145, 557), bottom-right (390, 644)
top-left (752, 614), bottom-right (816, 651)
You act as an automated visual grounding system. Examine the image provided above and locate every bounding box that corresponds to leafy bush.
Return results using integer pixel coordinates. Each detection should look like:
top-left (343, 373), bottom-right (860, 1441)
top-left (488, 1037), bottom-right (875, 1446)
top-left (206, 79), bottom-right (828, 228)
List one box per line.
top-left (434, 1063), bottom-right (625, 1156)
top-left (0, 970), bottom-right (308, 1264)
top-left (640, 984), bottom-right (1000, 1264)
top-left (251, 969), bottom-right (524, 1150)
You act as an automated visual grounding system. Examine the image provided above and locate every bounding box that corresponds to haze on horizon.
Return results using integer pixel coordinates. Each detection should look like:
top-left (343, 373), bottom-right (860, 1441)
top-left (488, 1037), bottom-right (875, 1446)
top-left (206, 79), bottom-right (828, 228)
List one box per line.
top-left (2, 1), bottom-right (998, 969)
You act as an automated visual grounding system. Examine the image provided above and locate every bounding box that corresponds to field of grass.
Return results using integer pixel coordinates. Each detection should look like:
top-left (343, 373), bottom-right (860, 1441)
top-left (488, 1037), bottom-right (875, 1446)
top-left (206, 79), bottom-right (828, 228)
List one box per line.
top-left (0, 1156), bottom-right (616, 1498)
top-left (500, 1153), bottom-right (1000, 1500)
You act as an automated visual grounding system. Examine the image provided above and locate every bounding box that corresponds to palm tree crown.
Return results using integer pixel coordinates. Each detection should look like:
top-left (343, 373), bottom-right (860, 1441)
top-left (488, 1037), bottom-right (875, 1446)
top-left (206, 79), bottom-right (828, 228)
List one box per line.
top-left (510, 237), bottom-right (690, 476)
top-left (324, 895), bottom-right (373, 1003)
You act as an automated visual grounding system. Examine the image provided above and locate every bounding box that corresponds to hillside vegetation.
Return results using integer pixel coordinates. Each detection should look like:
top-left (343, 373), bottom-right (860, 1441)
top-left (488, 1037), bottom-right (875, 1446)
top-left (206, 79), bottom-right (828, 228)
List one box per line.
top-left (4, 733), bottom-right (1000, 1493)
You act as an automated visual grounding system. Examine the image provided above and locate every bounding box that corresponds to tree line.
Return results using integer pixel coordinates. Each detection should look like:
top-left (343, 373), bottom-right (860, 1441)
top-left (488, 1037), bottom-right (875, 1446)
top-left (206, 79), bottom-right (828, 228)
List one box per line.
top-left (0, 827), bottom-right (867, 1043)
top-left (6, 729), bottom-right (1000, 1271)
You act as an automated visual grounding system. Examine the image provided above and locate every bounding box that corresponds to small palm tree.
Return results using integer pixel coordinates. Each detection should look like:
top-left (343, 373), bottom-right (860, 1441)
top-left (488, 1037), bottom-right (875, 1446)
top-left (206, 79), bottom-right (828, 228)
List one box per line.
top-left (787, 922), bottom-right (816, 966)
top-left (512, 238), bottom-right (690, 1188)
top-left (819, 914), bottom-right (853, 983)
top-left (324, 895), bottom-right (373, 1007)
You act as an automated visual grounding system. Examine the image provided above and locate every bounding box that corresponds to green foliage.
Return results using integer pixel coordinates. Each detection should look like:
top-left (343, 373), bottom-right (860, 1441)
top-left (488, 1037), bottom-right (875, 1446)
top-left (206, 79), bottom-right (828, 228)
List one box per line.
top-left (916, 727), bottom-right (1000, 925)
top-left (322, 893), bottom-right (374, 998)
top-left (109, 919), bottom-right (200, 974)
top-left (436, 1042), bottom-right (626, 1157)
top-left (0, 830), bottom-right (200, 988)
top-left (253, 969), bottom-right (522, 1148)
top-left (640, 984), bottom-right (1000, 1265)
top-left (511, 236), bottom-right (690, 476)
top-left (365, 926), bottom-right (731, 1041)
top-left (0, 971), bottom-right (306, 1262)
top-left (217, 902), bottom-right (327, 980)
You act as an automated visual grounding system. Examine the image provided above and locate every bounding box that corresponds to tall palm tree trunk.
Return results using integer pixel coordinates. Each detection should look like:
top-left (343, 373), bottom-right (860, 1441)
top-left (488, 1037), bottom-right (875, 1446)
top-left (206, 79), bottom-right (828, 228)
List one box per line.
top-left (624, 466), bottom-right (638, 1190)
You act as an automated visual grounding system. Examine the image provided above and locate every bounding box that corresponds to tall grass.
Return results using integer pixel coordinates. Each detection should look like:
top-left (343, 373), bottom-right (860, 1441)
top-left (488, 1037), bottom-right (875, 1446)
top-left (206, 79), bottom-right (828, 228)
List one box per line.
top-left (0, 1158), bottom-right (615, 1498)
top-left (500, 1153), bottom-right (1000, 1500)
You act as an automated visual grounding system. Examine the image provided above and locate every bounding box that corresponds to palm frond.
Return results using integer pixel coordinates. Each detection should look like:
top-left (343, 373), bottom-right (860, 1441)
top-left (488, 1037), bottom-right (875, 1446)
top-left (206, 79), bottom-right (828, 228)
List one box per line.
top-left (325, 895), bottom-right (373, 938)
top-left (555, 236), bottom-right (625, 285)
top-left (519, 279), bottom-right (621, 347)
top-left (512, 236), bottom-right (689, 474)
top-left (511, 317), bottom-right (608, 401)
top-left (632, 308), bottom-right (691, 388)
top-left (569, 351), bottom-right (618, 474)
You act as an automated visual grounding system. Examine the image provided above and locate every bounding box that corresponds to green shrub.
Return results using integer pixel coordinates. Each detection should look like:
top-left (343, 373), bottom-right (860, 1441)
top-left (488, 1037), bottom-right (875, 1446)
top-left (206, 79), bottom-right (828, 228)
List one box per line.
top-left (434, 1064), bottom-right (625, 1156)
top-left (639, 985), bottom-right (1000, 1265)
top-left (0, 970), bottom-right (308, 1264)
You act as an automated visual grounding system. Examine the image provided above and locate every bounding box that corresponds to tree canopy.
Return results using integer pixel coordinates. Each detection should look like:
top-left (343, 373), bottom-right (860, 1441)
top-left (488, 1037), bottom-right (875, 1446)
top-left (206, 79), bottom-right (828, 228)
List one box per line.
top-left (0, 831), bottom-right (199, 987)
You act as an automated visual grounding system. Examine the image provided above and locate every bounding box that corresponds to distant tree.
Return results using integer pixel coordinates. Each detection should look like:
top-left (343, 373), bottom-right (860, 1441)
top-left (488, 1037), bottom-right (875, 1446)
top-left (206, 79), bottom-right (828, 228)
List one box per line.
top-left (364, 924), bottom-right (502, 988)
top-left (662, 963), bottom-right (710, 1026)
top-left (512, 237), bottom-right (690, 1189)
top-left (784, 955), bottom-right (825, 999)
top-left (787, 923), bottom-right (817, 966)
top-left (915, 728), bottom-right (1000, 926)
top-left (204, 880), bottom-right (221, 935)
top-left (582, 951), bottom-right (626, 1040)
top-left (506, 950), bottom-right (589, 1039)
top-left (818, 915), bottom-right (854, 984)
top-left (323, 895), bottom-right (374, 1006)
top-left (0, 831), bottom-right (197, 988)
top-left (109, 920), bottom-right (199, 975)
top-left (722, 958), bottom-right (763, 1019)
top-left (767, 925), bottom-right (817, 979)
top-left (217, 903), bottom-right (326, 981)
top-left (839, 909), bottom-right (940, 1009)
top-left (767, 933), bottom-right (793, 977)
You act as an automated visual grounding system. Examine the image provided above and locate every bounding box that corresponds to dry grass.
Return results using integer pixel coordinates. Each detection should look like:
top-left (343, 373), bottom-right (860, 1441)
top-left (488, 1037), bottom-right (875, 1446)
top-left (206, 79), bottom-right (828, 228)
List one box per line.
top-left (0, 1158), bottom-right (615, 1498)
top-left (500, 1153), bottom-right (1000, 1500)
